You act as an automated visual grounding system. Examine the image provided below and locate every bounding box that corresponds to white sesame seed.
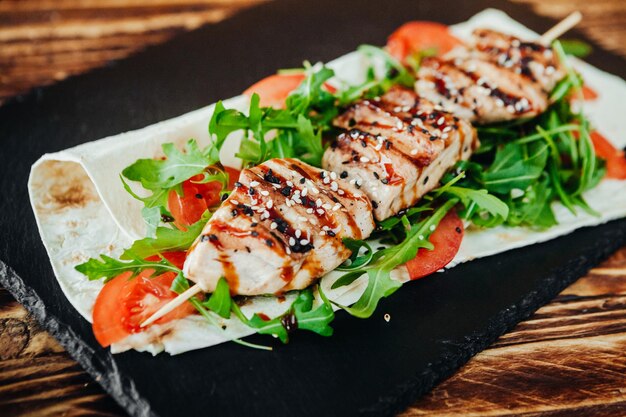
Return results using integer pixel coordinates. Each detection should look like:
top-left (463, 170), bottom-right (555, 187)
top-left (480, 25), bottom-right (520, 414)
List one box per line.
top-left (286, 247), bottom-right (291, 254)
top-left (310, 187), bottom-right (319, 195)
top-left (306, 208), bottom-right (314, 214)
top-left (250, 181), bottom-right (259, 187)
top-left (320, 231), bottom-right (326, 236)
top-left (395, 121), bottom-right (403, 130)
top-left (442, 133), bottom-right (449, 140)
top-left (332, 203), bottom-right (341, 211)
top-left (410, 149), bottom-right (418, 155)
top-left (285, 199), bottom-right (292, 207)
top-left (393, 106), bottom-right (402, 112)
top-left (270, 222), bottom-right (278, 230)
top-left (437, 116), bottom-right (445, 125)
top-left (317, 209), bottom-right (325, 215)
top-left (322, 225), bottom-right (330, 231)
top-left (418, 235), bottom-right (424, 240)
top-left (260, 190), bottom-right (269, 196)
top-left (301, 187), bottom-right (308, 197)
top-left (316, 199), bottom-right (322, 207)
top-left (338, 190), bottom-right (345, 195)
top-left (350, 131), bottom-right (359, 139)
top-left (506, 105), bottom-right (516, 113)
top-left (323, 176), bottom-right (330, 184)
top-left (322, 203), bottom-right (332, 210)
top-left (298, 216), bottom-right (308, 222)
top-left (266, 200), bottom-right (273, 209)
top-left (384, 313), bottom-right (391, 322)
top-left (349, 179), bottom-right (356, 185)
top-left (250, 199), bottom-right (258, 206)
top-left (286, 181), bottom-right (294, 187)
top-left (443, 126), bottom-right (452, 133)
top-left (330, 181), bottom-right (338, 191)
top-left (429, 225), bottom-right (436, 231)
top-left (330, 171), bottom-right (337, 180)
top-left (289, 237), bottom-right (296, 246)
top-left (300, 239), bottom-right (309, 245)
top-left (295, 229), bottom-right (301, 238)
top-left (360, 157), bottom-right (370, 163)
top-left (231, 200), bottom-right (239, 205)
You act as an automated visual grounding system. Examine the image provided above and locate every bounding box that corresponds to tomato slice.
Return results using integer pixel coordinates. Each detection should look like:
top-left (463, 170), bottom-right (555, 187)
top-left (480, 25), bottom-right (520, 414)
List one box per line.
top-left (590, 131), bottom-right (626, 179)
top-left (581, 85), bottom-right (598, 101)
top-left (243, 73), bottom-right (337, 108)
top-left (405, 210), bottom-right (464, 280)
top-left (168, 166), bottom-right (241, 228)
top-left (92, 266), bottom-right (196, 347)
top-left (387, 21), bottom-right (462, 63)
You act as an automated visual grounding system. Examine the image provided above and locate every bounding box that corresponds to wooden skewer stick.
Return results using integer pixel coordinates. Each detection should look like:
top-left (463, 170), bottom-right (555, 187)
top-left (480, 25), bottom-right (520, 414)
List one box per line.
top-left (590, 268), bottom-right (626, 276)
top-left (140, 284), bottom-right (202, 328)
top-left (139, 12), bottom-right (586, 332)
top-left (539, 11), bottom-right (582, 45)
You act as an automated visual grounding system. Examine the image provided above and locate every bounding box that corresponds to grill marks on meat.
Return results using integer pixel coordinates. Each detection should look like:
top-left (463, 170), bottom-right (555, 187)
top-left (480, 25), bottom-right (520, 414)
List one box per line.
top-left (323, 87), bottom-right (477, 220)
top-left (415, 29), bottom-right (565, 124)
top-left (183, 158), bottom-right (374, 295)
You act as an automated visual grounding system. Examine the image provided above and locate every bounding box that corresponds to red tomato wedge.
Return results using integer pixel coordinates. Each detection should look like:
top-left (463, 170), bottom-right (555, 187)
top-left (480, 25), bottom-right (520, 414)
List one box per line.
top-left (590, 131), bottom-right (626, 179)
top-left (405, 210), bottom-right (464, 280)
top-left (168, 166), bottom-right (240, 228)
top-left (581, 85), bottom-right (598, 101)
top-left (243, 73), bottom-right (337, 108)
top-left (387, 21), bottom-right (462, 63)
top-left (92, 264), bottom-right (196, 347)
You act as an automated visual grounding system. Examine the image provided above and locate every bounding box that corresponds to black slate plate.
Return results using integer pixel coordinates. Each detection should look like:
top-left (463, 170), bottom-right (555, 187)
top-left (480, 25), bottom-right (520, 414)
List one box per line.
top-left (1, 1), bottom-right (625, 416)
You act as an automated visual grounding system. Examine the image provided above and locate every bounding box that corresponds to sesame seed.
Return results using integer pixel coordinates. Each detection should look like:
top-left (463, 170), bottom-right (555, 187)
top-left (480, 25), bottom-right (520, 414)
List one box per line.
top-left (310, 187), bottom-right (319, 194)
top-left (231, 200), bottom-right (239, 205)
top-left (295, 229), bottom-right (301, 238)
top-left (270, 222), bottom-right (278, 230)
top-left (289, 237), bottom-right (296, 246)
top-left (316, 199), bottom-right (322, 207)
top-left (286, 181), bottom-right (294, 187)
top-left (250, 181), bottom-right (260, 187)
top-left (360, 157), bottom-right (370, 163)
top-left (437, 117), bottom-right (445, 125)
top-left (429, 225), bottom-right (436, 231)
top-left (266, 200), bottom-right (273, 209)
top-left (300, 239), bottom-right (309, 245)
top-left (395, 121), bottom-right (403, 130)
top-left (323, 176), bottom-right (330, 184)
top-left (332, 203), bottom-right (341, 211)
top-left (306, 208), bottom-right (314, 214)
top-left (418, 235), bottom-right (424, 240)
top-left (330, 181), bottom-right (338, 191)
top-left (260, 190), bottom-right (269, 196)
top-left (301, 187), bottom-right (308, 197)
top-left (338, 190), bottom-right (345, 195)
top-left (330, 171), bottom-right (337, 180)
top-left (410, 149), bottom-right (418, 155)
top-left (317, 209), bottom-right (325, 215)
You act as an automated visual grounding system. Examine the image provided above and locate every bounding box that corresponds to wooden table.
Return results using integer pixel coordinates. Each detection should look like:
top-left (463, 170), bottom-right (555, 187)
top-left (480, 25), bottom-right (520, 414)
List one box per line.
top-left (1, 1), bottom-right (625, 415)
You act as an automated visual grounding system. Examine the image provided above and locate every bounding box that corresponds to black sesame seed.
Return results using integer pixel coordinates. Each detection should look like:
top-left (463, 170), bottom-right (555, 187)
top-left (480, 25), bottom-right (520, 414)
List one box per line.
top-left (299, 178), bottom-right (306, 184)
top-left (231, 209), bottom-right (238, 217)
top-left (372, 201), bottom-right (378, 209)
top-left (251, 231), bottom-right (259, 237)
top-left (263, 169), bottom-right (281, 184)
top-left (243, 206), bottom-right (254, 216)
top-left (429, 136), bottom-right (438, 141)
top-left (248, 188), bottom-right (256, 195)
top-left (381, 178), bottom-right (389, 184)
top-left (245, 246), bottom-right (251, 253)
top-left (221, 193), bottom-right (229, 201)
top-left (201, 235), bottom-right (210, 242)
top-left (250, 222), bottom-right (258, 227)
top-left (208, 234), bottom-right (218, 241)
top-left (234, 181), bottom-right (243, 188)
top-left (265, 239), bottom-right (274, 247)
top-left (360, 139), bottom-right (367, 148)
top-left (455, 227), bottom-right (462, 234)
top-left (327, 230), bottom-right (336, 237)
top-left (195, 193), bottom-right (203, 199)
top-left (421, 129), bottom-right (429, 134)
top-left (281, 186), bottom-right (292, 196)
top-left (373, 172), bottom-right (380, 179)
top-left (385, 140), bottom-right (392, 150)
top-left (161, 214), bottom-right (174, 223)
top-left (423, 176), bottom-right (429, 184)
top-left (340, 171), bottom-right (348, 179)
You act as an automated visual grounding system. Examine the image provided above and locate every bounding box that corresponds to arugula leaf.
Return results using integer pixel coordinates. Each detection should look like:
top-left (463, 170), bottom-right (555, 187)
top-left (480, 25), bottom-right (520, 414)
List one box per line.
top-left (202, 277), bottom-right (232, 319)
top-left (123, 139), bottom-right (214, 190)
top-left (234, 286), bottom-right (334, 343)
top-left (336, 199), bottom-right (457, 318)
top-left (122, 212), bottom-right (210, 259)
top-left (482, 141), bottom-right (549, 194)
top-left (75, 254), bottom-right (179, 282)
top-left (559, 39), bottom-right (592, 58)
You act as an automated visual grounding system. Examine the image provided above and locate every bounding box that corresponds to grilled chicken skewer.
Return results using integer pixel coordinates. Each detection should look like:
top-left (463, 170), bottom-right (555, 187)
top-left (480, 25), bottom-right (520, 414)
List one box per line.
top-left (141, 14), bottom-right (581, 328)
top-left (415, 28), bottom-right (566, 124)
top-left (324, 86), bottom-right (477, 220)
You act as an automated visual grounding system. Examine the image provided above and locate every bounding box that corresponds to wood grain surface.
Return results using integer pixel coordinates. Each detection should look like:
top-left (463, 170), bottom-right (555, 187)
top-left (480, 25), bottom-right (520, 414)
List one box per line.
top-left (1, 1), bottom-right (625, 416)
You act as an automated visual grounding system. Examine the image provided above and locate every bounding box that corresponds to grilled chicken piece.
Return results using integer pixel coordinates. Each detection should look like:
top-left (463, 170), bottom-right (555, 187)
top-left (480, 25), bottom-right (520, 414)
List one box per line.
top-left (323, 87), bottom-right (478, 220)
top-left (183, 158), bottom-right (374, 295)
top-left (415, 29), bottom-right (565, 124)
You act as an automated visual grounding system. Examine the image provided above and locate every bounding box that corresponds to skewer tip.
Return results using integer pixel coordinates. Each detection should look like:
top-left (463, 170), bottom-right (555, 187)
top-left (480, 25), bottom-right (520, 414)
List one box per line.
top-left (140, 284), bottom-right (202, 328)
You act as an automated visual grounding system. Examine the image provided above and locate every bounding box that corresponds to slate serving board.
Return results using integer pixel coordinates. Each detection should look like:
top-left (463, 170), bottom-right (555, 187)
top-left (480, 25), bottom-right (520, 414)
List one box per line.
top-left (1, 0), bottom-right (625, 416)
